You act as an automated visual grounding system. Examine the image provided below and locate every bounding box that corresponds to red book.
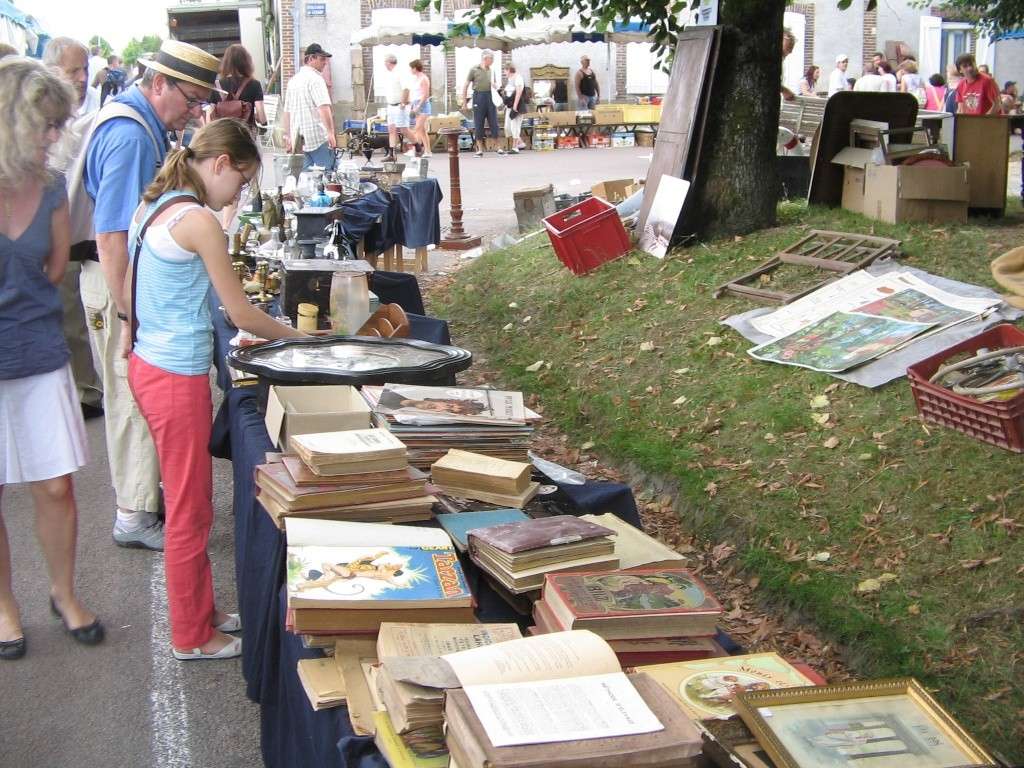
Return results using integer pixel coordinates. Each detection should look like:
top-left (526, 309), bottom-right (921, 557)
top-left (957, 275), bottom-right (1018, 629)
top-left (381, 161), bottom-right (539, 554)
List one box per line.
top-left (542, 569), bottom-right (722, 639)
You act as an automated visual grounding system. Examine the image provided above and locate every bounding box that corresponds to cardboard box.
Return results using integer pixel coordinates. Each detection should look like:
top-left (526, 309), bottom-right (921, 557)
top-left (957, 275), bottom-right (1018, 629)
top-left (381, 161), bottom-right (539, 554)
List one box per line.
top-left (611, 131), bottom-right (635, 147)
top-left (839, 162), bottom-right (969, 224)
top-left (594, 105), bottom-right (625, 125)
top-left (621, 104), bottom-right (662, 123)
top-left (556, 135), bottom-right (580, 149)
top-left (545, 110), bottom-right (579, 127)
top-left (265, 385), bottom-right (372, 450)
top-left (428, 115), bottom-right (463, 133)
top-left (591, 179), bottom-right (640, 204)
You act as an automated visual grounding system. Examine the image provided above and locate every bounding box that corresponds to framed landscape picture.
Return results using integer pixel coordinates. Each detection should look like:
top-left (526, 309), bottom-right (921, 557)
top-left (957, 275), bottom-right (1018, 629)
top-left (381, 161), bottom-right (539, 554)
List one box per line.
top-left (733, 679), bottom-right (996, 768)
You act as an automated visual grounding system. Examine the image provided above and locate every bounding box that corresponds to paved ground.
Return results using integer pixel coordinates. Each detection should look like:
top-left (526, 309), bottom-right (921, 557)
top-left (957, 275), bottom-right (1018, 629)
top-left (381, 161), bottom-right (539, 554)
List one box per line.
top-left (1, 146), bottom-right (652, 768)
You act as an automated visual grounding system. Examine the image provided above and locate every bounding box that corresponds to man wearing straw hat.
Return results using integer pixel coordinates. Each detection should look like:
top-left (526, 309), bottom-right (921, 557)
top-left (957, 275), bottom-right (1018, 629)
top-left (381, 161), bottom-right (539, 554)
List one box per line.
top-left (73, 40), bottom-right (223, 551)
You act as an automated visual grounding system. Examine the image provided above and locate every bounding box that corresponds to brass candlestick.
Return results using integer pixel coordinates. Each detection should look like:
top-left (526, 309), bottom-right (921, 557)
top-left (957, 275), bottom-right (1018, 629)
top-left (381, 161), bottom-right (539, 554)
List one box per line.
top-left (439, 127), bottom-right (481, 250)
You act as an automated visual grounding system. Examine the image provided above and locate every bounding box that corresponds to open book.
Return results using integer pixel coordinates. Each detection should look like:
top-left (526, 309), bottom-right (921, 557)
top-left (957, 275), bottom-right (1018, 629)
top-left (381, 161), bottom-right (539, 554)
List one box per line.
top-left (438, 631), bottom-right (702, 765)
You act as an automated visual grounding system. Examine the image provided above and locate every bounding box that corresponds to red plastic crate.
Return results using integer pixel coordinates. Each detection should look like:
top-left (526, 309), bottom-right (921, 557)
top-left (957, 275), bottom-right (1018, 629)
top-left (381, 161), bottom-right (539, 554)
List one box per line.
top-left (542, 196), bottom-right (630, 275)
top-left (906, 323), bottom-right (1024, 452)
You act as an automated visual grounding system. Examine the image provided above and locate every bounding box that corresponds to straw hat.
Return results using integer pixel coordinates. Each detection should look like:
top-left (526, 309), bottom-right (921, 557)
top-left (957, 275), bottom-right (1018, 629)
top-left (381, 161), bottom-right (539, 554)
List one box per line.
top-left (991, 247), bottom-right (1024, 309)
top-left (138, 40), bottom-right (225, 94)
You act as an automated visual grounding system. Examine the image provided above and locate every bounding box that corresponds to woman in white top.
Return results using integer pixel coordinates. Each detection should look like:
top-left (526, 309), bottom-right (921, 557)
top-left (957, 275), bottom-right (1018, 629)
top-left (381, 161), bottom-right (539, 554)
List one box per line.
top-left (407, 59), bottom-right (432, 158)
top-left (898, 59), bottom-right (925, 104)
top-left (501, 63), bottom-right (525, 155)
top-left (878, 61), bottom-right (898, 93)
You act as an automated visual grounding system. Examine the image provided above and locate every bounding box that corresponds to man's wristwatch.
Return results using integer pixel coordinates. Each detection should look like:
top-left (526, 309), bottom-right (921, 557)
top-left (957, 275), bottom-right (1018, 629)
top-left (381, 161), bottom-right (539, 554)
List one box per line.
top-left (117, 312), bottom-right (129, 322)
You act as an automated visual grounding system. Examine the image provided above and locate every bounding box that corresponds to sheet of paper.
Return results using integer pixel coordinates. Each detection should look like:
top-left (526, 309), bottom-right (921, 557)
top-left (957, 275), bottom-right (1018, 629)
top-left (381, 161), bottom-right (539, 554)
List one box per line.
top-left (443, 630), bottom-right (620, 687)
top-left (381, 656), bottom-right (460, 689)
top-left (377, 622), bottom-right (522, 659)
top-left (463, 672), bottom-right (663, 747)
top-left (285, 518), bottom-right (452, 548)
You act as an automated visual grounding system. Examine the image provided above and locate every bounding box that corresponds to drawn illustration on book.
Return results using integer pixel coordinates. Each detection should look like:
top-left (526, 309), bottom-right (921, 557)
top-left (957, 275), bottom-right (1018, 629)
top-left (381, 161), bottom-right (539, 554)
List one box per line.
top-left (572, 571), bottom-right (713, 613)
top-left (287, 546), bottom-right (468, 602)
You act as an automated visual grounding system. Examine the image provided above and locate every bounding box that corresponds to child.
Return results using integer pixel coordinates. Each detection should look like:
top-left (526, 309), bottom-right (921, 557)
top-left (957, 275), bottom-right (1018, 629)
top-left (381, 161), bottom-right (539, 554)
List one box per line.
top-left (125, 118), bottom-right (306, 660)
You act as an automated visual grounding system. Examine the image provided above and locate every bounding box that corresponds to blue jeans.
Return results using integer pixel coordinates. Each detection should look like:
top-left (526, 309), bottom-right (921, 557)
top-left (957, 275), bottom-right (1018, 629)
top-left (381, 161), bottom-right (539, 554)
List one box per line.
top-left (579, 95), bottom-right (598, 110)
top-left (303, 141), bottom-right (336, 172)
top-left (472, 91), bottom-right (499, 142)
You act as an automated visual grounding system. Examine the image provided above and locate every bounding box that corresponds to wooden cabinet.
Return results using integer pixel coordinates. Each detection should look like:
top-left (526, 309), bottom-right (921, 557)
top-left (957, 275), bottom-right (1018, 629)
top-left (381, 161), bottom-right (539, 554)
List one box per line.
top-left (953, 114), bottom-right (1010, 213)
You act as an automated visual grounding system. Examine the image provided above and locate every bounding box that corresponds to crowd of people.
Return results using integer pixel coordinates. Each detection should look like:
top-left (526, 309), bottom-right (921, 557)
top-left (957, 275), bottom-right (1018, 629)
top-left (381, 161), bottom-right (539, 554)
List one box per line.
top-left (0, 38), bottom-right (304, 663)
top-left (819, 50), bottom-right (1009, 116)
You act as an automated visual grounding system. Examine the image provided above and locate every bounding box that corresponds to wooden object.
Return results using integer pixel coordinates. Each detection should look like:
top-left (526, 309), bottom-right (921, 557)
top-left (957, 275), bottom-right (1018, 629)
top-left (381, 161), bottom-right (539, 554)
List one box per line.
top-left (637, 27), bottom-right (720, 239)
top-left (778, 95), bottom-right (827, 142)
top-left (357, 304), bottom-right (410, 339)
top-left (807, 92), bottom-right (919, 207)
top-left (439, 128), bottom-right (481, 251)
top-left (953, 114), bottom-right (1009, 214)
top-left (713, 230), bottom-right (901, 304)
top-left (377, 244), bottom-right (428, 273)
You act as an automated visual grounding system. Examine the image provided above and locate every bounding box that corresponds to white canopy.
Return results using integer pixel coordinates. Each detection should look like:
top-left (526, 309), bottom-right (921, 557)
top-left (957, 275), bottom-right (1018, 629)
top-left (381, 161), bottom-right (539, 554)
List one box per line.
top-left (349, 19), bottom-right (447, 47)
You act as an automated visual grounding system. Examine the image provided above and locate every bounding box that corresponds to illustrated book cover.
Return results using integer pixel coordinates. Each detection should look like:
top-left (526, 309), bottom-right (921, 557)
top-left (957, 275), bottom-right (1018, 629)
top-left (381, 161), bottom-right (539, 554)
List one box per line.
top-left (638, 652), bottom-right (819, 721)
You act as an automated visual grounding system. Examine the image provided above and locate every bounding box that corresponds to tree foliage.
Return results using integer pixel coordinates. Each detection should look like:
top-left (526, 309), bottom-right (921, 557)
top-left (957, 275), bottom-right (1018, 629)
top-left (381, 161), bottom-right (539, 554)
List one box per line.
top-left (88, 36), bottom-right (112, 58)
top-left (122, 35), bottom-right (162, 68)
top-left (909, 0), bottom-right (1024, 33)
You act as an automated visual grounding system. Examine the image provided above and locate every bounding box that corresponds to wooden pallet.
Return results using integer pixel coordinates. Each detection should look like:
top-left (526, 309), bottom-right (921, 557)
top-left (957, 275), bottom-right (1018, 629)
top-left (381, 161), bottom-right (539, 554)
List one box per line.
top-left (713, 230), bottom-right (901, 304)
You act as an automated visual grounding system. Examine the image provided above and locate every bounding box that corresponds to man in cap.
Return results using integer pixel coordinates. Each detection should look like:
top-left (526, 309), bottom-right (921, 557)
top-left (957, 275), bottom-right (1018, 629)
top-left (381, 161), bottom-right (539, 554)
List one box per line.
top-left (828, 55), bottom-right (849, 97)
top-left (72, 40), bottom-right (222, 550)
top-left (282, 43), bottom-right (337, 170)
top-left (43, 37), bottom-right (105, 420)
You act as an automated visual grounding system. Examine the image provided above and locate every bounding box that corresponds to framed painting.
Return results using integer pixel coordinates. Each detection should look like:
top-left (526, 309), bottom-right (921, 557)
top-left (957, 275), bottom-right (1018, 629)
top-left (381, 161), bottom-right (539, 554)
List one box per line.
top-left (733, 678), bottom-right (996, 768)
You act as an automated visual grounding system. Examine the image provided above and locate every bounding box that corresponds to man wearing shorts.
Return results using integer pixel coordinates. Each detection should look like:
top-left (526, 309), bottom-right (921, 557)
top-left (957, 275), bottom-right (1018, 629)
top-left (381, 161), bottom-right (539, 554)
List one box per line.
top-left (382, 54), bottom-right (413, 163)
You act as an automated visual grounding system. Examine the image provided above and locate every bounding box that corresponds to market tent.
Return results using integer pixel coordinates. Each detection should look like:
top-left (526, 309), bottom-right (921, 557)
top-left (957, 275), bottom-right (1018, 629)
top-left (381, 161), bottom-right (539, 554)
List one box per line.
top-left (349, 19), bottom-right (447, 47)
top-left (0, 0), bottom-right (46, 57)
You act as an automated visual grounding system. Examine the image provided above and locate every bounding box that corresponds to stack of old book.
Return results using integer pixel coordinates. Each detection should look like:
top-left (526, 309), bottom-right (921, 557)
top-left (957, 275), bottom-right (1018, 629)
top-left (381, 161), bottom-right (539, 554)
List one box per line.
top-left (467, 515), bottom-right (619, 596)
top-left (284, 518), bottom-right (475, 637)
top-left (431, 449), bottom-right (540, 507)
top-left (532, 569), bottom-right (726, 666)
top-left (255, 427), bottom-right (436, 527)
top-left (441, 630), bottom-right (703, 768)
top-left (361, 384), bottom-right (537, 468)
top-left (373, 622), bottom-right (522, 738)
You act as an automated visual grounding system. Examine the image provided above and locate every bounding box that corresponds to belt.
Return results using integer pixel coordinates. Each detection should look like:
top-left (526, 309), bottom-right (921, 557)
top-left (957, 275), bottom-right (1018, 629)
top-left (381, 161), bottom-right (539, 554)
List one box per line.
top-left (70, 241), bottom-right (99, 262)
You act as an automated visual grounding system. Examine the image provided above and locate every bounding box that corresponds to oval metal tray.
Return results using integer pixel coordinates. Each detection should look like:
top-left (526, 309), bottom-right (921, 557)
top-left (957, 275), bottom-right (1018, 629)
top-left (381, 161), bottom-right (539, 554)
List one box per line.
top-left (227, 335), bottom-right (472, 386)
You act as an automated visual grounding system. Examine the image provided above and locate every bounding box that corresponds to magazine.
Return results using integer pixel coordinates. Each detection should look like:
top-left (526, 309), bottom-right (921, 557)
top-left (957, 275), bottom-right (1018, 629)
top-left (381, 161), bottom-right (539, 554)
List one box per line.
top-left (369, 384), bottom-right (529, 425)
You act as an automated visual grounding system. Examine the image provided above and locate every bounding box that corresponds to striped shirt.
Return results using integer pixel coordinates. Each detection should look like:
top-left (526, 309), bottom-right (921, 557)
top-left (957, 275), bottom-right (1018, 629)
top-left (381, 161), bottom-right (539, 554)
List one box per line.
top-left (284, 66), bottom-right (331, 150)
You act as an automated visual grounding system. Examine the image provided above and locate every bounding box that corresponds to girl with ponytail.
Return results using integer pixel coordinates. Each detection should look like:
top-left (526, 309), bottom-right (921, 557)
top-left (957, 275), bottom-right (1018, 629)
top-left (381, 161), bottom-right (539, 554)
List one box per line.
top-left (125, 118), bottom-right (305, 661)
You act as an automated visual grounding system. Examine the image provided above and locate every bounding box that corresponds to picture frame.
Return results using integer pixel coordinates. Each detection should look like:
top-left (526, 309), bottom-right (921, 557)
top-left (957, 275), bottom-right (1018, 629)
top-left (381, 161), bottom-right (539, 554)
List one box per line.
top-left (733, 678), bottom-right (996, 768)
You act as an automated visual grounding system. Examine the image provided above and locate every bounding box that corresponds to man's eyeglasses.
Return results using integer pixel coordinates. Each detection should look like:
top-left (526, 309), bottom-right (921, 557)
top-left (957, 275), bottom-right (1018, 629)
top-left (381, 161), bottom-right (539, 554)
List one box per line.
top-left (169, 80), bottom-right (210, 111)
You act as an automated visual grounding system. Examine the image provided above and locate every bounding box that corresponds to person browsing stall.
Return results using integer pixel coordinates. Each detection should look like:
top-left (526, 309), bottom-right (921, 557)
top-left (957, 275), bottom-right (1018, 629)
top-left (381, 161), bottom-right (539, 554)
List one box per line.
top-left (282, 43), bottom-right (337, 171)
top-left (124, 119), bottom-right (306, 660)
top-left (827, 55), bottom-right (849, 96)
top-left (77, 40), bottom-right (222, 552)
top-left (0, 58), bottom-right (105, 661)
top-left (43, 37), bottom-right (104, 419)
top-left (955, 53), bottom-right (1002, 115)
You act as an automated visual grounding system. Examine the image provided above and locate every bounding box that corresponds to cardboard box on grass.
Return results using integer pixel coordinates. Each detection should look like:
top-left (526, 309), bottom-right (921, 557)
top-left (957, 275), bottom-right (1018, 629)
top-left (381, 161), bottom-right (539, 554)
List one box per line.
top-left (591, 178), bottom-right (641, 204)
top-left (832, 148), bottom-right (969, 224)
top-left (265, 385), bottom-right (372, 450)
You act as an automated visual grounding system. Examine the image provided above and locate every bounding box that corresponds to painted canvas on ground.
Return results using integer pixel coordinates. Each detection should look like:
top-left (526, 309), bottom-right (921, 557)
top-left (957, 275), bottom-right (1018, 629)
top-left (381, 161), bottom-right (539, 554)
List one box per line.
top-left (639, 175), bottom-right (690, 259)
top-left (852, 288), bottom-right (974, 326)
top-left (748, 312), bottom-right (934, 373)
top-left (756, 695), bottom-right (986, 768)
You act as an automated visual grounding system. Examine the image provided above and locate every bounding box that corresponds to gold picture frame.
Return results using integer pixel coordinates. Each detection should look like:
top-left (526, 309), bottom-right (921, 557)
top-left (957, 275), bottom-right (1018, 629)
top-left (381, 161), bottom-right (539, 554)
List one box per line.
top-left (733, 678), bottom-right (996, 768)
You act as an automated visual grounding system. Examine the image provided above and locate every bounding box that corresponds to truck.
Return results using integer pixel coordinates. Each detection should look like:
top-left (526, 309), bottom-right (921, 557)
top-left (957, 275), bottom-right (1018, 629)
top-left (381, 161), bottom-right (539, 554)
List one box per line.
top-left (166, 0), bottom-right (271, 83)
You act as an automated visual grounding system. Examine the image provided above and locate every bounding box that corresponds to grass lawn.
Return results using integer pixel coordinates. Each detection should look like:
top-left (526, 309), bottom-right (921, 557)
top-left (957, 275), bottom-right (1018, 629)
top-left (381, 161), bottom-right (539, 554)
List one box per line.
top-left (435, 201), bottom-right (1024, 761)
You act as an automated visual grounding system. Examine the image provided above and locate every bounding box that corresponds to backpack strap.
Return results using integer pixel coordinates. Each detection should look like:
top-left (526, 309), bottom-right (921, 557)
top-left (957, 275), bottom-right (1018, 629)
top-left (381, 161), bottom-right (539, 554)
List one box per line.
top-left (233, 77), bottom-right (251, 101)
top-left (129, 194), bottom-right (199, 346)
